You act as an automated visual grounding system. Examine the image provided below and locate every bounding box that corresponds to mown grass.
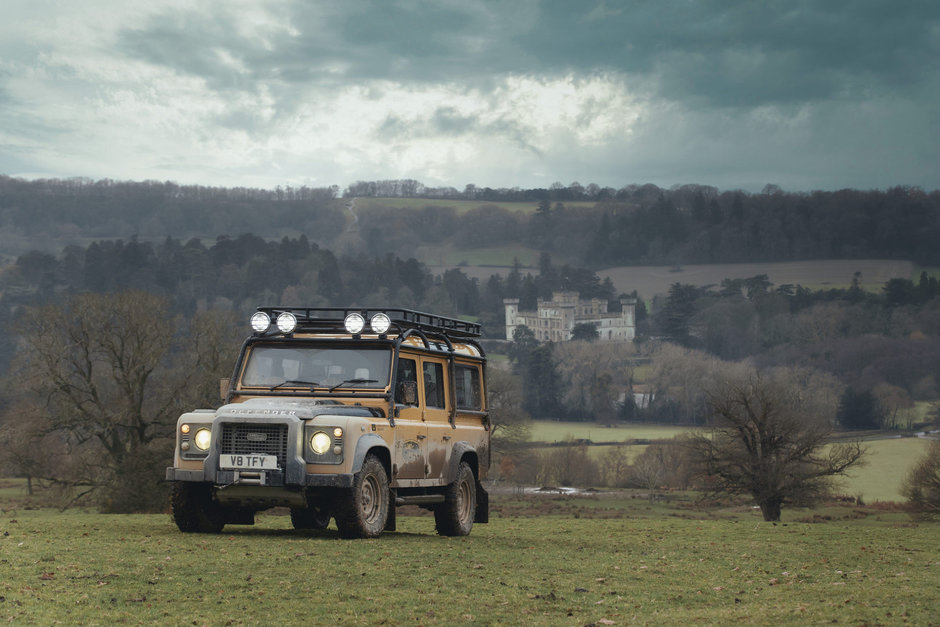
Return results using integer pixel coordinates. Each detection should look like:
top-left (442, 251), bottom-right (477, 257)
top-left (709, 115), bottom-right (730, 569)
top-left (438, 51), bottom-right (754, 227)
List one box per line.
top-left (2, 505), bottom-right (936, 625)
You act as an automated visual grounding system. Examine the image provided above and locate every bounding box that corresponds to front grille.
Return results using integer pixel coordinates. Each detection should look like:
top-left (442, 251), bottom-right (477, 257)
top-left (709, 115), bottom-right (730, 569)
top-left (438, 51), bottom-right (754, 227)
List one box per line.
top-left (220, 423), bottom-right (289, 468)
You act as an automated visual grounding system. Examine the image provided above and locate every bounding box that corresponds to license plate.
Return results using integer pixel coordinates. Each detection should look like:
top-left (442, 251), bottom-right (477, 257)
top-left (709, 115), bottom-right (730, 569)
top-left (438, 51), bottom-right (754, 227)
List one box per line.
top-left (220, 454), bottom-right (277, 470)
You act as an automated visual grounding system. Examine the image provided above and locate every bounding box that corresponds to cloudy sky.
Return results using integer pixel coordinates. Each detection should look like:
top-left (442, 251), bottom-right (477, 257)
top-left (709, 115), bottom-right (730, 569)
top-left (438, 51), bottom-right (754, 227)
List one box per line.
top-left (1, 0), bottom-right (938, 193)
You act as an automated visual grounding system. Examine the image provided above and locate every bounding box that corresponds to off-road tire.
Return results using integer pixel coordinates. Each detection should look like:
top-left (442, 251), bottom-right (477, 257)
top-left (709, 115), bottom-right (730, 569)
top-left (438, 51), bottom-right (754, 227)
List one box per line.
top-left (290, 504), bottom-right (331, 530)
top-left (334, 454), bottom-right (390, 539)
top-left (434, 461), bottom-right (476, 536)
top-left (171, 482), bottom-right (225, 533)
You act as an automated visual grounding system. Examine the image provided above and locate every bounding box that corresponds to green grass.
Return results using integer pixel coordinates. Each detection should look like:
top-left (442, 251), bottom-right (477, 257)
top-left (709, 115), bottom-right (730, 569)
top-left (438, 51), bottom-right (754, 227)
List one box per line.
top-left (2, 507), bottom-right (937, 625)
top-left (834, 437), bottom-right (931, 503)
top-left (529, 421), bottom-right (695, 444)
top-left (443, 245), bottom-right (542, 267)
top-left (526, 421), bottom-right (933, 502)
top-left (353, 197), bottom-right (595, 215)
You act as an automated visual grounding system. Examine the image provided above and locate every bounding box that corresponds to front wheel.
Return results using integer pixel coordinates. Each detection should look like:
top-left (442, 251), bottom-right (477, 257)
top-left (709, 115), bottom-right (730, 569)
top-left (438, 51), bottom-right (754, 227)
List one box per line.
top-left (171, 482), bottom-right (225, 533)
top-left (334, 454), bottom-right (390, 538)
top-left (435, 462), bottom-right (476, 536)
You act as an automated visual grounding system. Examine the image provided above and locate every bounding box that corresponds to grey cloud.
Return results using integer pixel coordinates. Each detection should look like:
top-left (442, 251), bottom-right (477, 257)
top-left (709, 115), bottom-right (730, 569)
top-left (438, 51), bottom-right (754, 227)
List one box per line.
top-left (115, 0), bottom-right (940, 112)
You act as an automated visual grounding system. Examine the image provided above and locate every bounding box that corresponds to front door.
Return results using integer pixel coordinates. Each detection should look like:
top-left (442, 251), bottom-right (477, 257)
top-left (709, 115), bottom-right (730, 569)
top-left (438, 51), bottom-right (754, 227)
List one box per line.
top-left (393, 357), bottom-right (427, 480)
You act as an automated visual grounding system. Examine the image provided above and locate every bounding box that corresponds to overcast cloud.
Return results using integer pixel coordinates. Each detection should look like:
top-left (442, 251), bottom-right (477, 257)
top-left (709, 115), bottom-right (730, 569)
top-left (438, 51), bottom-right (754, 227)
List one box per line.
top-left (1, 0), bottom-right (937, 192)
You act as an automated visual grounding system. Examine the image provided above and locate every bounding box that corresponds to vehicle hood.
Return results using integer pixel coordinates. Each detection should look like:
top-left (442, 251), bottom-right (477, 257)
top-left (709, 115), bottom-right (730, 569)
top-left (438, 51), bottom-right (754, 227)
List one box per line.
top-left (216, 397), bottom-right (382, 420)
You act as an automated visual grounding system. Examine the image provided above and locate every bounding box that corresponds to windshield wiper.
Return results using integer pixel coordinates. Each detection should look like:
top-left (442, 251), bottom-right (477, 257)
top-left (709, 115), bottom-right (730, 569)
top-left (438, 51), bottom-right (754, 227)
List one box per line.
top-left (329, 378), bottom-right (378, 393)
top-left (270, 379), bottom-right (320, 391)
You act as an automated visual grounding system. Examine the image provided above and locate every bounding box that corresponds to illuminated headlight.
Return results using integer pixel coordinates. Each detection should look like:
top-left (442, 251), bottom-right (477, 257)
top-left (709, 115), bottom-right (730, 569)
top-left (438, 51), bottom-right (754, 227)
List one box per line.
top-left (193, 428), bottom-right (212, 451)
top-left (310, 431), bottom-right (331, 455)
top-left (276, 312), bottom-right (298, 334)
top-left (370, 313), bottom-right (391, 334)
top-left (344, 313), bottom-right (365, 335)
top-left (250, 312), bottom-right (271, 333)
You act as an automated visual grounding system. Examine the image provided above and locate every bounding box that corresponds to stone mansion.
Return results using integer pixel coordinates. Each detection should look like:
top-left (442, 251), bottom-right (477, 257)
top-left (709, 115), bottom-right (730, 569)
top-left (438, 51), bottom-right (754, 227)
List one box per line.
top-left (504, 291), bottom-right (636, 342)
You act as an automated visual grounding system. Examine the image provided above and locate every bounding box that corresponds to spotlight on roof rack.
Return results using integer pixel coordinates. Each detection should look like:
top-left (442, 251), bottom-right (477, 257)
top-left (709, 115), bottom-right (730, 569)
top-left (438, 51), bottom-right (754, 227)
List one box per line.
top-left (276, 312), bottom-right (298, 334)
top-left (344, 312), bottom-right (365, 335)
top-left (250, 311), bottom-right (271, 333)
top-left (370, 313), bottom-right (391, 335)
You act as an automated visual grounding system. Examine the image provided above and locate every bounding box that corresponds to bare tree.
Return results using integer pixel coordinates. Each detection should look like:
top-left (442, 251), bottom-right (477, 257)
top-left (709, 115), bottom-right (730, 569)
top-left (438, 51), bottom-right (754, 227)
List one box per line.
top-left (486, 367), bottom-right (531, 450)
top-left (901, 440), bottom-right (940, 520)
top-left (691, 368), bottom-right (864, 521)
top-left (5, 291), bottom-right (239, 511)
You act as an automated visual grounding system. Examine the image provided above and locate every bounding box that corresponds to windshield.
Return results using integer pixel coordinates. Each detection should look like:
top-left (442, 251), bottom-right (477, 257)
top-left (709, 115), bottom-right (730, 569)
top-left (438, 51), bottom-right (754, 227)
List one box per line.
top-left (241, 345), bottom-right (392, 390)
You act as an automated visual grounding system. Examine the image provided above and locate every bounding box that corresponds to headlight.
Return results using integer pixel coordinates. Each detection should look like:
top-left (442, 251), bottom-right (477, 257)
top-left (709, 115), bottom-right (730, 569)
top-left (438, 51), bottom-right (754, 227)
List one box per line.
top-left (344, 313), bottom-right (365, 335)
top-left (276, 312), bottom-right (298, 334)
top-left (310, 431), bottom-right (331, 455)
top-left (250, 312), bottom-right (271, 333)
top-left (193, 428), bottom-right (212, 451)
top-left (370, 313), bottom-right (391, 334)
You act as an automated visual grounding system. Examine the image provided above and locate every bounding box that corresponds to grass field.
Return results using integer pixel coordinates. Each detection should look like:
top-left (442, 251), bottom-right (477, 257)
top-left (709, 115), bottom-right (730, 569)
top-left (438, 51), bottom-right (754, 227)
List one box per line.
top-left (2, 504), bottom-right (936, 625)
top-left (353, 197), bottom-right (598, 215)
top-left (526, 421), bottom-right (932, 502)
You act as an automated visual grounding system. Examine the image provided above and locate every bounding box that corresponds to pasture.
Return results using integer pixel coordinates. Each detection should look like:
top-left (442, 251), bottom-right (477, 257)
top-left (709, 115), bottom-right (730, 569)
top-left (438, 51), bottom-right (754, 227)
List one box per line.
top-left (445, 259), bottom-right (917, 301)
top-left (526, 421), bottom-right (932, 503)
top-left (2, 502), bottom-right (937, 625)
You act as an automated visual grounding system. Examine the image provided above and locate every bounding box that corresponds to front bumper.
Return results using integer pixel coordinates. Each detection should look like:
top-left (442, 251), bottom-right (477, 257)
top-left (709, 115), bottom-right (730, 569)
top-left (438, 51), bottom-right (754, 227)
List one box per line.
top-left (165, 466), bottom-right (355, 488)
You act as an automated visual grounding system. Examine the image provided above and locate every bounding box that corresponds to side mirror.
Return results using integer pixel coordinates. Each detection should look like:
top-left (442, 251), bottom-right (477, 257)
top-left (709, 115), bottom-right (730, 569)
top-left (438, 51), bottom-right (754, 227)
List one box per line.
top-left (219, 378), bottom-right (230, 402)
top-left (399, 380), bottom-right (418, 405)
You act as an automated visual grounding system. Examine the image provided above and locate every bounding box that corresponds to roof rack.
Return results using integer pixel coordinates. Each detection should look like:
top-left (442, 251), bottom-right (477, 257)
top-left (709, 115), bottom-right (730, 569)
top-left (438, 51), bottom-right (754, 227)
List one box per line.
top-left (256, 307), bottom-right (482, 340)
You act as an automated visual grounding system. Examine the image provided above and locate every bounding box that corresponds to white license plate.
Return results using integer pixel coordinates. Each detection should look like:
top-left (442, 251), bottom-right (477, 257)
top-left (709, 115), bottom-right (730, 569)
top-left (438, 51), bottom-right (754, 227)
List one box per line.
top-left (220, 454), bottom-right (277, 470)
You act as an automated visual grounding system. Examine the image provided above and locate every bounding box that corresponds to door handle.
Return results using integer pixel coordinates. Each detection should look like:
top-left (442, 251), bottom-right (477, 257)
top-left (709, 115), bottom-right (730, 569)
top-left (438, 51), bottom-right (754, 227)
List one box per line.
top-left (443, 435), bottom-right (452, 441)
top-left (417, 434), bottom-right (427, 440)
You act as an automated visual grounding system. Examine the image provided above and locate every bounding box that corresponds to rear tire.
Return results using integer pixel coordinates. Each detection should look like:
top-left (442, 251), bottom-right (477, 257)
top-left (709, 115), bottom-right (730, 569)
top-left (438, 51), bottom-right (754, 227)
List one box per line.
top-left (171, 482), bottom-right (225, 533)
top-left (290, 504), bottom-right (331, 530)
top-left (334, 454), bottom-right (390, 539)
top-left (435, 462), bottom-right (476, 536)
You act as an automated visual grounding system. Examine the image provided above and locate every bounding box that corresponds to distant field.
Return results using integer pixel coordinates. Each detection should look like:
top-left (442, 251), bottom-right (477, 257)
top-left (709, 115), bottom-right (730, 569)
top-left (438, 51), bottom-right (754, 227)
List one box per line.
top-left (835, 437), bottom-right (931, 502)
top-left (423, 244), bottom-right (542, 268)
top-left (442, 259), bottom-right (919, 300)
top-left (600, 259), bottom-right (917, 301)
top-left (529, 421), bottom-right (693, 443)
top-left (353, 197), bottom-right (598, 215)
top-left (527, 421), bottom-right (932, 502)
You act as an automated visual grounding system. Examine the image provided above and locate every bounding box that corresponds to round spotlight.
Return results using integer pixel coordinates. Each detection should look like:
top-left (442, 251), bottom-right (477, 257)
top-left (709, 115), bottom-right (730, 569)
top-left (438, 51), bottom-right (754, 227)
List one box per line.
top-left (180, 424), bottom-right (191, 435)
top-left (333, 427), bottom-right (344, 438)
top-left (370, 313), bottom-right (391, 334)
top-left (276, 312), bottom-right (298, 334)
top-left (310, 431), bottom-right (331, 455)
top-left (250, 312), bottom-right (271, 333)
top-left (344, 313), bottom-right (365, 335)
top-left (193, 428), bottom-right (212, 451)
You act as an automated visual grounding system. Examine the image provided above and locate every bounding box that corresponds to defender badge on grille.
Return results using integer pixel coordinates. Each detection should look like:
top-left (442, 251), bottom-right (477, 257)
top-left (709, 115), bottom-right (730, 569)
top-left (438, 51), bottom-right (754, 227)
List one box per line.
top-left (246, 432), bottom-right (268, 442)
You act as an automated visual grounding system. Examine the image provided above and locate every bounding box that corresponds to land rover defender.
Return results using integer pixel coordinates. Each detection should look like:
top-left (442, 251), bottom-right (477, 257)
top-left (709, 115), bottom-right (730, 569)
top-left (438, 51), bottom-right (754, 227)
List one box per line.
top-left (166, 307), bottom-right (489, 538)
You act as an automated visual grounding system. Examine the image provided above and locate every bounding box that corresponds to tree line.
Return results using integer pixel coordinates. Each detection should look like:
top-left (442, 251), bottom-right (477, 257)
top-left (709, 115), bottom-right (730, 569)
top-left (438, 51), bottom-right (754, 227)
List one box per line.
top-left (3, 176), bottom-right (939, 267)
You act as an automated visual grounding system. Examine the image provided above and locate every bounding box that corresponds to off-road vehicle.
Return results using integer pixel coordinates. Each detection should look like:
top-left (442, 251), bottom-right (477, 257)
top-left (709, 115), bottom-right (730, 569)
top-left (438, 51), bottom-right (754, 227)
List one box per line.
top-left (166, 307), bottom-right (489, 538)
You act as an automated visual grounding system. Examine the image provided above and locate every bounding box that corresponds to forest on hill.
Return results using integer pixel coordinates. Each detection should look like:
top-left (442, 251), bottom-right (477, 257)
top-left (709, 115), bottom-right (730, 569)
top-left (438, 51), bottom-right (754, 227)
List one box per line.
top-left (2, 176), bottom-right (939, 267)
top-left (0, 175), bottom-right (938, 429)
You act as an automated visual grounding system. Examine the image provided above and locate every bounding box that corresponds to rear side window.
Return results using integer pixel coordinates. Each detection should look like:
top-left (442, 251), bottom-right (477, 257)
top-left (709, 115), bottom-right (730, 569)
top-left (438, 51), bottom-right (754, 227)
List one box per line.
top-left (455, 365), bottom-right (481, 410)
top-left (423, 361), bottom-right (445, 408)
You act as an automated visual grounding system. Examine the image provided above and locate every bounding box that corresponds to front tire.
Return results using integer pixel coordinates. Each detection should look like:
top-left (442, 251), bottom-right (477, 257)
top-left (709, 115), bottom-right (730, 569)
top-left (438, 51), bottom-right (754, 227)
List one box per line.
top-left (334, 454), bottom-right (390, 538)
top-left (171, 482), bottom-right (225, 533)
top-left (435, 461), bottom-right (476, 536)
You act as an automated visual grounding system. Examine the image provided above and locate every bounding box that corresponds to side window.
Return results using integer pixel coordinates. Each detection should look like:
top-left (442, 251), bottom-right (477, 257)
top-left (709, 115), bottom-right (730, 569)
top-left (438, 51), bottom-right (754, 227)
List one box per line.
top-left (396, 358), bottom-right (418, 404)
top-left (455, 365), bottom-right (481, 410)
top-left (423, 361), bottom-right (445, 408)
